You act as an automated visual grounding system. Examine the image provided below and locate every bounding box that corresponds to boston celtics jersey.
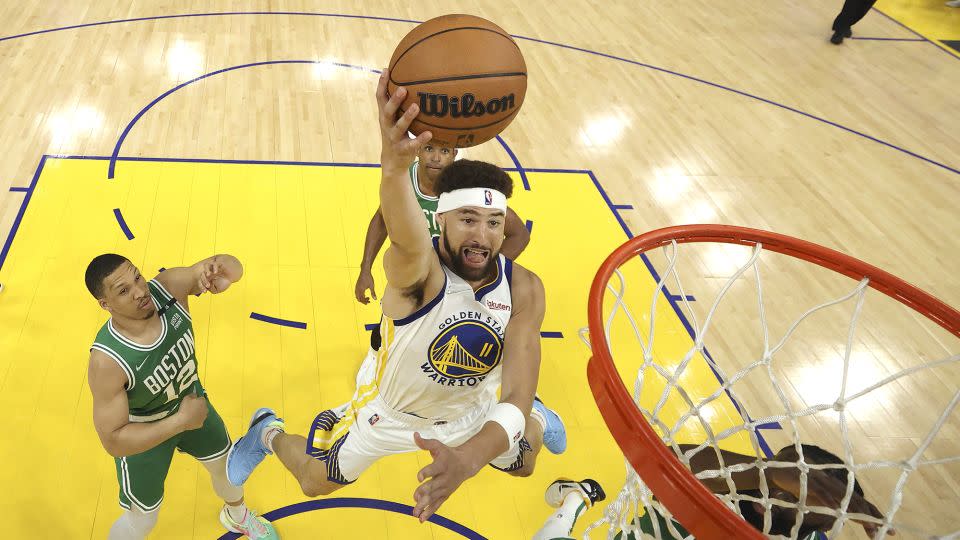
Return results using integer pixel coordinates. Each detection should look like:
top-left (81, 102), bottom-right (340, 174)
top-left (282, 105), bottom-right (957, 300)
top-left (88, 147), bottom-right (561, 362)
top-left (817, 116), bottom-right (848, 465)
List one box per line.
top-left (91, 279), bottom-right (202, 423)
top-left (409, 161), bottom-right (440, 237)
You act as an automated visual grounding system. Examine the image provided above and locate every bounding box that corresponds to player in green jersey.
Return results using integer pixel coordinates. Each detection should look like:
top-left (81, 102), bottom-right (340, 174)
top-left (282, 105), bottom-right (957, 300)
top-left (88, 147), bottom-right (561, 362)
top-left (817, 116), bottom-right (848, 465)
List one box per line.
top-left (354, 142), bottom-right (531, 305)
top-left (85, 253), bottom-right (278, 540)
top-left (533, 444), bottom-right (891, 540)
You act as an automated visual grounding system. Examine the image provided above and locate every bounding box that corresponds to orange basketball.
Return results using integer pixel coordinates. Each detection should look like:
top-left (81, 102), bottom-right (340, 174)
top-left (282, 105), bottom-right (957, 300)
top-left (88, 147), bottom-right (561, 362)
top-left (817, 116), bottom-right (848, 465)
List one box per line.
top-left (388, 14), bottom-right (527, 148)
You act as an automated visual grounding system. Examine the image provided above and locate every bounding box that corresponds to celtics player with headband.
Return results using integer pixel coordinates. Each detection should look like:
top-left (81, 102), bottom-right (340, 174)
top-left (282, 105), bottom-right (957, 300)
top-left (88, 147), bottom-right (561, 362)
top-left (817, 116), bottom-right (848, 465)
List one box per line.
top-left (226, 70), bottom-right (566, 522)
top-left (85, 254), bottom-right (277, 540)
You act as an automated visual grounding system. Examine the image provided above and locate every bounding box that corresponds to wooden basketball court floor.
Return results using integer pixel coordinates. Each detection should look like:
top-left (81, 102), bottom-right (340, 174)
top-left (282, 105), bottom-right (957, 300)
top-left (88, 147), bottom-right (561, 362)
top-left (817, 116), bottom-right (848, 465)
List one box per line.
top-left (0, 1), bottom-right (957, 539)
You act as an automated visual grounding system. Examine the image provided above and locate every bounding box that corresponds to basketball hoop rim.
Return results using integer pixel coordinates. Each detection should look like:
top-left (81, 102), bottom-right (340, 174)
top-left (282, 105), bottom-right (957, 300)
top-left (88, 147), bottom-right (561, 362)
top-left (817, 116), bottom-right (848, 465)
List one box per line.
top-left (586, 224), bottom-right (960, 540)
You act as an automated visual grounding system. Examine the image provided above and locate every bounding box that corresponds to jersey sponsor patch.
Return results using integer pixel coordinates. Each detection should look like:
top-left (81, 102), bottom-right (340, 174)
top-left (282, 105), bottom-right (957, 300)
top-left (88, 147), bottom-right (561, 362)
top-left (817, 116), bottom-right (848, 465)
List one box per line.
top-left (485, 300), bottom-right (510, 312)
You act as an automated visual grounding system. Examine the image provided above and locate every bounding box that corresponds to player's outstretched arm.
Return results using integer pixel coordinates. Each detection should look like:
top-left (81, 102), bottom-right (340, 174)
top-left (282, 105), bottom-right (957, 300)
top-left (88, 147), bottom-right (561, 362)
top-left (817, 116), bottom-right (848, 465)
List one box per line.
top-left (376, 70), bottom-right (440, 293)
top-left (768, 446), bottom-right (893, 536)
top-left (500, 207), bottom-right (530, 260)
top-left (155, 254), bottom-right (243, 304)
top-left (492, 265), bottom-right (544, 417)
top-left (679, 444), bottom-right (764, 493)
top-left (355, 208), bottom-right (387, 304)
top-left (88, 350), bottom-right (208, 457)
top-left (410, 266), bottom-right (545, 522)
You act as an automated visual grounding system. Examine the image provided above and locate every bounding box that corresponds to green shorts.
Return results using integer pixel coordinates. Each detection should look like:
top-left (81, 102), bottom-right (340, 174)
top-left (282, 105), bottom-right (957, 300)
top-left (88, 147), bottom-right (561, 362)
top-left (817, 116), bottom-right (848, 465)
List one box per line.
top-left (114, 399), bottom-right (231, 512)
top-left (608, 512), bottom-right (689, 540)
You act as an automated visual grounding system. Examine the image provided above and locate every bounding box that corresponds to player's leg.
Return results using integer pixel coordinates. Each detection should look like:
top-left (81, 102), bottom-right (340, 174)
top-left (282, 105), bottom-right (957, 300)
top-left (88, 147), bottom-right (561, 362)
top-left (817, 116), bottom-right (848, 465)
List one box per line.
top-left (108, 437), bottom-right (177, 539)
top-left (273, 431), bottom-right (345, 497)
top-left (228, 404), bottom-right (382, 498)
top-left (532, 478), bottom-right (605, 540)
top-left (178, 398), bottom-right (279, 538)
top-left (108, 506), bottom-right (159, 540)
top-left (499, 396), bottom-right (567, 477)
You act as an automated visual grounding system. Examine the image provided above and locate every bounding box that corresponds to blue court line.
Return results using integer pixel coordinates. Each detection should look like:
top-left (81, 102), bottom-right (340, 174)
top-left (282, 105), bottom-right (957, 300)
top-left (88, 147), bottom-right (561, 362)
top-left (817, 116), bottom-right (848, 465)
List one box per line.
top-left (107, 60), bottom-right (530, 184)
top-left (496, 135), bottom-right (530, 191)
top-left (667, 294), bottom-right (696, 303)
top-left (587, 169), bottom-right (782, 455)
top-left (511, 35), bottom-right (960, 177)
top-left (0, 156), bottom-right (45, 272)
top-left (870, 6), bottom-right (959, 61)
top-left (62, 153), bottom-right (540, 172)
top-left (540, 331), bottom-right (563, 338)
top-left (8, 186), bottom-right (30, 192)
top-left (612, 204), bottom-right (634, 210)
top-left (250, 312), bottom-right (308, 329)
top-left (216, 497), bottom-right (484, 540)
top-left (0, 12), bottom-right (420, 43)
top-left (112, 208), bottom-right (135, 240)
top-left (850, 36), bottom-right (925, 42)
top-left (108, 60), bottom-right (382, 179)
top-left (0, 11), bottom-right (949, 179)
top-left (522, 167), bottom-right (591, 174)
top-left (365, 323), bottom-right (378, 331)
top-left (103, 154), bottom-right (380, 168)
top-left (525, 220), bottom-right (533, 233)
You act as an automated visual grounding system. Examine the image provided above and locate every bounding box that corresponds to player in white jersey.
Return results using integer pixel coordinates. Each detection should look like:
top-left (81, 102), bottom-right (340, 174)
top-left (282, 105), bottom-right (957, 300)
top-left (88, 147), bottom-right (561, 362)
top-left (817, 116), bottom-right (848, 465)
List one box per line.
top-left (226, 70), bottom-right (565, 522)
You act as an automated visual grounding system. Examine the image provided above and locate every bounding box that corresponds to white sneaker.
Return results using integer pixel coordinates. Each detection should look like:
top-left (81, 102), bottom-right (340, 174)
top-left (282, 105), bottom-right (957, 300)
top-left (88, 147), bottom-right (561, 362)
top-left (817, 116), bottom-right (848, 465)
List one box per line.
top-left (219, 506), bottom-right (280, 539)
top-left (544, 478), bottom-right (606, 508)
top-left (947, 0), bottom-right (960, 7)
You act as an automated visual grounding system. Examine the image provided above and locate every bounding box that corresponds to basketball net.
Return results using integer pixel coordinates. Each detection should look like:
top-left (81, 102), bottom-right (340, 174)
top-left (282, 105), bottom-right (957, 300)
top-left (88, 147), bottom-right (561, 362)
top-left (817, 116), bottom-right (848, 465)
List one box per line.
top-left (580, 226), bottom-right (960, 540)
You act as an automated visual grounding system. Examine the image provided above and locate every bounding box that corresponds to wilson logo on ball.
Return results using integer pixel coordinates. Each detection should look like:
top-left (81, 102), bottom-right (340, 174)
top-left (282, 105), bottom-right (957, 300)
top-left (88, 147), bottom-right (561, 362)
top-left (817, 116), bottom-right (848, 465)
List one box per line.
top-left (417, 92), bottom-right (517, 119)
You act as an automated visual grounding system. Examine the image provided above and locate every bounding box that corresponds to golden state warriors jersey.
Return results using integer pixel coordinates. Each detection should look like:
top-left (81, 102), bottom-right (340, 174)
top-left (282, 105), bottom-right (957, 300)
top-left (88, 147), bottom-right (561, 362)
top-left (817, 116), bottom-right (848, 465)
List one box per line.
top-left (371, 246), bottom-right (514, 420)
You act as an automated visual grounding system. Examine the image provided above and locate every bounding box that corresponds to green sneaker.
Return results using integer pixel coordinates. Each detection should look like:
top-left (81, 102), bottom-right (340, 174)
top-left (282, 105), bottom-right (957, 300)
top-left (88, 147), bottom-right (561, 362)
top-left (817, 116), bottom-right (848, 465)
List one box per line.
top-left (219, 506), bottom-right (279, 539)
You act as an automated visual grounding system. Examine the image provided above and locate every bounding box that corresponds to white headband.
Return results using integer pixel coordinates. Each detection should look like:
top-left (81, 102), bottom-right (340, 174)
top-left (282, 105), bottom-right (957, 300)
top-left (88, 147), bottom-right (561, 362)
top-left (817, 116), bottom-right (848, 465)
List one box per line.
top-left (436, 188), bottom-right (507, 214)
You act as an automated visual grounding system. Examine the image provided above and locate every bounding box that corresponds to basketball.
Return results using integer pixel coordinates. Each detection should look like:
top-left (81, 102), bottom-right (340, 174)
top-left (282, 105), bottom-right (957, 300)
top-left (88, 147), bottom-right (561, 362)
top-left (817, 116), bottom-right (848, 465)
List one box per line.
top-left (387, 14), bottom-right (527, 148)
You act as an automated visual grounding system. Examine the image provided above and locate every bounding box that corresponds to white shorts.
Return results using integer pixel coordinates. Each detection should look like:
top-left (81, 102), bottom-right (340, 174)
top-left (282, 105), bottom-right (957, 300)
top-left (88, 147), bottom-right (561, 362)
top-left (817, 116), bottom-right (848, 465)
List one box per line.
top-left (305, 391), bottom-right (528, 484)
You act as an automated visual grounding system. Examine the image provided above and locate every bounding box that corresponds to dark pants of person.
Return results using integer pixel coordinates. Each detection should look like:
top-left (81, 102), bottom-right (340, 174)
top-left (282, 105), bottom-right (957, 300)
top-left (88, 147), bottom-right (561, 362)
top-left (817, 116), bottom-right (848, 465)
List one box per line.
top-left (832, 0), bottom-right (878, 31)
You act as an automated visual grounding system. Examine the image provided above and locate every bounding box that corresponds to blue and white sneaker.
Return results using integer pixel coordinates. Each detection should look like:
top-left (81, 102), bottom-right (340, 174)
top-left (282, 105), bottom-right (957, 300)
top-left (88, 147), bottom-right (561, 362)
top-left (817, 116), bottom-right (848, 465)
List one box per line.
top-left (531, 397), bottom-right (567, 454)
top-left (227, 407), bottom-right (284, 486)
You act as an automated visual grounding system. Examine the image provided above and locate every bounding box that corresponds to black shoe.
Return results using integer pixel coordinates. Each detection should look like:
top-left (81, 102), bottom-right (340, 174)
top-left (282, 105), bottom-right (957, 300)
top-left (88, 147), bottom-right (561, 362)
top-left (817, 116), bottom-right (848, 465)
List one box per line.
top-left (545, 478), bottom-right (607, 508)
top-left (830, 30), bottom-right (845, 45)
top-left (844, 27), bottom-right (853, 38)
top-left (579, 478), bottom-right (606, 504)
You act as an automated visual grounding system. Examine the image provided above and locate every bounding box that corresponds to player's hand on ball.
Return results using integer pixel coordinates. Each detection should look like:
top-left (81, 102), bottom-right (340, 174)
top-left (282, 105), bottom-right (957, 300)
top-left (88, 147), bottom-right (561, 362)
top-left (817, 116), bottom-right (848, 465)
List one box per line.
top-left (412, 432), bottom-right (471, 522)
top-left (355, 270), bottom-right (377, 304)
top-left (377, 69), bottom-right (431, 171)
top-left (177, 393), bottom-right (208, 431)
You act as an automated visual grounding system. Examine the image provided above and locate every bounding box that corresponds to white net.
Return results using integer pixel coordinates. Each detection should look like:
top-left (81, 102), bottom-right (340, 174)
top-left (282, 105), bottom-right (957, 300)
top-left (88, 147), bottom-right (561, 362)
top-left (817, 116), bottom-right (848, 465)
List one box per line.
top-left (581, 239), bottom-right (960, 540)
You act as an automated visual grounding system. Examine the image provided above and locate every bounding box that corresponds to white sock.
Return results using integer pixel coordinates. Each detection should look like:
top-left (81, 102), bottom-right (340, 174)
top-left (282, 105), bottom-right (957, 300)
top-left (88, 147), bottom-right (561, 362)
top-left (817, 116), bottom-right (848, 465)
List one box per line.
top-left (529, 407), bottom-right (547, 433)
top-left (263, 426), bottom-right (282, 452)
top-left (226, 502), bottom-right (248, 522)
top-left (108, 508), bottom-right (159, 540)
top-left (532, 491), bottom-right (588, 540)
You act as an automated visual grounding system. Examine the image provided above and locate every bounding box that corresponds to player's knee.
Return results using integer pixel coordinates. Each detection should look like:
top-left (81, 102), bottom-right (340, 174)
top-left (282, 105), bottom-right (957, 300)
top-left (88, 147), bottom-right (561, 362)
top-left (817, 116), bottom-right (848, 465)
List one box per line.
top-left (299, 476), bottom-right (337, 498)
